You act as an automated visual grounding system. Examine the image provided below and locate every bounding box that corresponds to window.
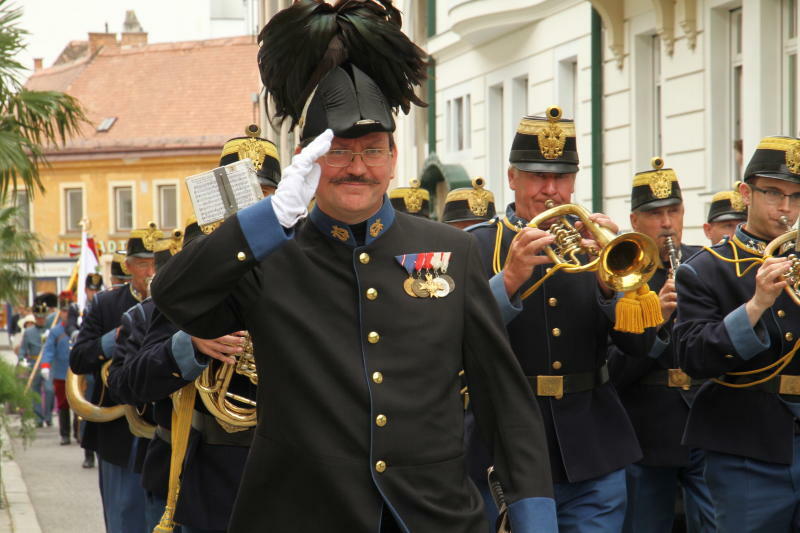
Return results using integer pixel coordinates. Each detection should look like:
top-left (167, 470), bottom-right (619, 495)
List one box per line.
top-left (158, 184), bottom-right (177, 229)
top-left (731, 7), bottom-right (744, 179)
top-left (14, 189), bottom-right (30, 231)
top-left (447, 95), bottom-right (471, 152)
top-left (65, 188), bottom-right (83, 233)
top-left (558, 60), bottom-right (577, 120)
top-left (653, 35), bottom-right (663, 156)
top-left (784, 0), bottom-right (799, 136)
top-left (488, 83), bottom-right (505, 201)
top-left (114, 186), bottom-right (133, 232)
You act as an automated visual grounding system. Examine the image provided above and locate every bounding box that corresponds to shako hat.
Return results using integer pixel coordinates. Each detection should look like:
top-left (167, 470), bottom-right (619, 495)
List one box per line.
top-left (85, 273), bottom-right (104, 291)
top-left (258, 0), bottom-right (428, 143)
top-left (631, 157), bottom-right (682, 211)
top-left (510, 106), bottom-right (579, 174)
top-left (32, 302), bottom-right (48, 317)
top-left (389, 179), bottom-right (430, 218)
top-left (219, 124), bottom-right (282, 189)
top-left (58, 290), bottom-right (74, 310)
top-left (708, 183), bottom-right (747, 223)
top-left (441, 177), bottom-right (496, 224)
top-left (744, 136), bottom-right (800, 183)
top-left (34, 292), bottom-right (57, 309)
top-left (182, 215), bottom-right (204, 246)
top-left (111, 251), bottom-right (131, 280)
top-left (153, 229), bottom-right (183, 271)
top-left (127, 222), bottom-right (162, 258)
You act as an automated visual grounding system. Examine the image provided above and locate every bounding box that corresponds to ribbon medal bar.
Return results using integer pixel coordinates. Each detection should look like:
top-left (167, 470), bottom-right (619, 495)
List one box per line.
top-left (395, 252), bottom-right (455, 298)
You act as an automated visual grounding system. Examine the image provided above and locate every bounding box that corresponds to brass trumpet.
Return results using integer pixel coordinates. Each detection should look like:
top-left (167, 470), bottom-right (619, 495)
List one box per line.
top-left (195, 332), bottom-right (258, 432)
top-left (528, 200), bottom-right (660, 293)
top-left (66, 360), bottom-right (156, 439)
top-left (764, 216), bottom-right (800, 305)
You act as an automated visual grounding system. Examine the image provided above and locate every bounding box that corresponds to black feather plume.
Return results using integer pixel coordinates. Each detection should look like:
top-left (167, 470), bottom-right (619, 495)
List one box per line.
top-left (258, 0), bottom-right (428, 127)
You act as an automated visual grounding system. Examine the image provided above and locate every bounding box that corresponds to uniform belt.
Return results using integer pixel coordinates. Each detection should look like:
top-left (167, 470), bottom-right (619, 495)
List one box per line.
top-left (717, 373), bottom-right (800, 396)
top-left (528, 364), bottom-right (609, 400)
top-left (639, 368), bottom-right (704, 390)
top-left (191, 411), bottom-right (254, 447)
top-left (155, 425), bottom-right (171, 444)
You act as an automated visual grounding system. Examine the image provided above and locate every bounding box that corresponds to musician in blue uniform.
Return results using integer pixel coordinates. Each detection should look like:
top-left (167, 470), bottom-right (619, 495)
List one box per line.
top-left (70, 224), bottom-right (161, 533)
top-left (675, 136), bottom-right (800, 532)
top-left (466, 107), bottom-right (656, 532)
top-left (704, 186), bottom-right (748, 245)
top-left (607, 158), bottom-right (713, 532)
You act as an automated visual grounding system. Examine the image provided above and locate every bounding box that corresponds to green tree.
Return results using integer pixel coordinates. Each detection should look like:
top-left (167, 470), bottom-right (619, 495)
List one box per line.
top-left (0, 0), bottom-right (87, 199)
top-left (0, 206), bottom-right (39, 303)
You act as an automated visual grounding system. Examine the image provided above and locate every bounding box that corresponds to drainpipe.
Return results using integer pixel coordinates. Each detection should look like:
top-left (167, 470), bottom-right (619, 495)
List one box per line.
top-left (427, 0), bottom-right (437, 155)
top-left (591, 8), bottom-right (604, 213)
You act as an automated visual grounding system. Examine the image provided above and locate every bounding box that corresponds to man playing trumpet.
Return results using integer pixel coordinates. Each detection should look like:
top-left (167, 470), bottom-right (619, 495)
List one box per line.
top-left (675, 136), bottom-right (800, 532)
top-left (466, 107), bottom-right (656, 532)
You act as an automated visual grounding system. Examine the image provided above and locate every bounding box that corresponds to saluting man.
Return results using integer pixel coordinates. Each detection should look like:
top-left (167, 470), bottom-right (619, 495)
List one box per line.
top-left (70, 224), bottom-right (161, 533)
top-left (466, 107), bottom-right (654, 532)
top-left (704, 185), bottom-right (748, 245)
top-left (152, 2), bottom-right (557, 531)
top-left (608, 158), bottom-right (713, 533)
top-left (676, 136), bottom-right (800, 532)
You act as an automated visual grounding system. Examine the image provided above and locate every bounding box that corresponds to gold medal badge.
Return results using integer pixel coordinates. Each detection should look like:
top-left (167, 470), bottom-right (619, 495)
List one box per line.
top-left (403, 179), bottom-right (425, 214)
top-left (331, 225), bottom-right (350, 242)
top-left (467, 178), bottom-right (491, 217)
top-left (786, 140), bottom-right (800, 174)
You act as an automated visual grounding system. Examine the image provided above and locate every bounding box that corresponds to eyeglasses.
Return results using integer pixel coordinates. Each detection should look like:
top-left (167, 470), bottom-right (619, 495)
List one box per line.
top-left (750, 185), bottom-right (800, 207)
top-left (324, 149), bottom-right (392, 167)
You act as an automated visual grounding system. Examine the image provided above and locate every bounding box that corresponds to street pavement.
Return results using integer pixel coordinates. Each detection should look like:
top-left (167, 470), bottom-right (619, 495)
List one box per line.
top-left (0, 331), bottom-right (105, 532)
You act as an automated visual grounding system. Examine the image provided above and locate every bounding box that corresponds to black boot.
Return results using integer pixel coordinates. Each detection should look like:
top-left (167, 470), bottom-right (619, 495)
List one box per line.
top-left (58, 408), bottom-right (70, 445)
top-left (82, 449), bottom-right (95, 469)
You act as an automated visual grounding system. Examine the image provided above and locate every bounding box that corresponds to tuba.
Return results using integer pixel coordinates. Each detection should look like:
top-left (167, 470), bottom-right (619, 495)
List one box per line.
top-left (195, 332), bottom-right (258, 432)
top-left (66, 360), bottom-right (156, 439)
top-left (527, 200), bottom-right (661, 293)
top-left (764, 216), bottom-right (800, 305)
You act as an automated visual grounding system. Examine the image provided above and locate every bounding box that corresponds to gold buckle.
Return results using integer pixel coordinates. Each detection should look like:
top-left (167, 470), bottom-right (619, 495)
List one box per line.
top-left (780, 375), bottom-right (800, 395)
top-left (668, 369), bottom-right (692, 390)
top-left (536, 375), bottom-right (564, 399)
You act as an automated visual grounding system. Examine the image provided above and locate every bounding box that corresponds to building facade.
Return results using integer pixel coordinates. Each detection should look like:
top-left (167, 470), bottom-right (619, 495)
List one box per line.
top-left (22, 32), bottom-right (260, 299)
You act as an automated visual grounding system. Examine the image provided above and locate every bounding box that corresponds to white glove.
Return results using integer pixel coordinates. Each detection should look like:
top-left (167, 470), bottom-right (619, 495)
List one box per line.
top-left (271, 129), bottom-right (334, 228)
top-left (40, 367), bottom-right (50, 381)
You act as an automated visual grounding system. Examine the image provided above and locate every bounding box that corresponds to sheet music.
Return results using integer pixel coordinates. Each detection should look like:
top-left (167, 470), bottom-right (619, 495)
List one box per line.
top-left (185, 159), bottom-right (263, 227)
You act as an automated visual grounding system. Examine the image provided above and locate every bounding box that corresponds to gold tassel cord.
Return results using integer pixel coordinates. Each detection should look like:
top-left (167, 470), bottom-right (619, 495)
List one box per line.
top-left (615, 284), bottom-right (663, 334)
top-left (153, 383), bottom-right (197, 533)
top-left (712, 339), bottom-right (800, 389)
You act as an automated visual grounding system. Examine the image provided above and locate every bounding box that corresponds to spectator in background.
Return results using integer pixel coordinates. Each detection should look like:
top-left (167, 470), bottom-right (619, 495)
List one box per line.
top-left (42, 296), bottom-right (74, 445)
top-left (20, 301), bottom-right (54, 427)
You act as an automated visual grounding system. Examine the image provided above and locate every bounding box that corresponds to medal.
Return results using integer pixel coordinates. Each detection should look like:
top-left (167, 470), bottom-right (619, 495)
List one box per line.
top-left (438, 252), bottom-right (456, 293)
top-left (397, 254), bottom-right (420, 298)
top-left (394, 251), bottom-right (455, 298)
top-left (403, 277), bottom-right (417, 297)
top-left (412, 278), bottom-right (430, 298)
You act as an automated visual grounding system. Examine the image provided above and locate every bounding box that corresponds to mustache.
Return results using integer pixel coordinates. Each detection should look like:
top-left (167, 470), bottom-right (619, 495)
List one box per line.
top-left (330, 175), bottom-right (380, 185)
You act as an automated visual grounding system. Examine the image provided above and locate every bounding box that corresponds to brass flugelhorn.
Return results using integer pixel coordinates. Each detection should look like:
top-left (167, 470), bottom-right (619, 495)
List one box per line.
top-left (195, 332), bottom-right (257, 432)
top-left (527, 200), bottom-right (660, 293)
top-left (764, 215), bottom-right (800, 305)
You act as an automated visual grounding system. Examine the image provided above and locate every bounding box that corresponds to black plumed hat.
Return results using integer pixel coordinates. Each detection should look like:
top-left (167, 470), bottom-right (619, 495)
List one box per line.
top-left (258, 0), bottom-right (428, 142)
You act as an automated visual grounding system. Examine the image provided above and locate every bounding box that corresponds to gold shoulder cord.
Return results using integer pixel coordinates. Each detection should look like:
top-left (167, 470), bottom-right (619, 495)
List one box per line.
top-left (491, 217), bottom-right (568, 300)
top-left (699, 240), bottom-right (800, 388)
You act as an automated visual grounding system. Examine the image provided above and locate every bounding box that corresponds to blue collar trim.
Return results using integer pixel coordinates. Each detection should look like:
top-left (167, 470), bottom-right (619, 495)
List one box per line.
top-left (309, 196), bottom-right (396, 247)
top-left (505, 203), bottom-right (528, 228)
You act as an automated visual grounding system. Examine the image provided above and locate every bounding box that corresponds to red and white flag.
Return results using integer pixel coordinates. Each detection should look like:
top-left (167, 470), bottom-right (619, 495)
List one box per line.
top-left (77, 231), bottom-right (100, 312)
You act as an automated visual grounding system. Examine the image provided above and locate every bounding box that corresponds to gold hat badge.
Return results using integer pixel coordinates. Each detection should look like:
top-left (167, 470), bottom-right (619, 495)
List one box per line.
top-left (389, 179), bottom-right (429, 214)
top-left (129, 222), bottom-right (163, 252)
top-left (467, 177), bottom-right (492, 216)
top-left (647, 157), bottom-right (673, 199)
top-left (538, 106), bottom-right (567, 160)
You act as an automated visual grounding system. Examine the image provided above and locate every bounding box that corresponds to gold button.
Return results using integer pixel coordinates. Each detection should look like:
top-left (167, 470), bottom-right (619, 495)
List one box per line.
top-left (375, 460), bottom-right (387, 473)
top-left (237, 251), bottom-right (246, 261)
top-left (372, 371), bottom-right (383, 384)
top-left (359, 253), bottom-right (370, 264)
top-left (376, 414), bottom-right (387, 427)
top-left (724, 354), bottom-right (734, 359)
top-left (368, 331), bottom-right (380, 344)
top-left (552, 328), bottom-right (561, 337)
top-left (548, 297), bottom-right (558, 307)
top-left (786, 332), bottom-right (795, 342)
top-left (366, 288), bottom-right (378, 300)
top-left (552, 361), bottom-right (562, 370)
top-left (779, 310), bottom-right (787, 318)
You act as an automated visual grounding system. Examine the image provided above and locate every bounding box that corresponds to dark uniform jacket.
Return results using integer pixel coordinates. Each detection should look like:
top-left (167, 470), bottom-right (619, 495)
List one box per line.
top-left (466, 204), bottom-right (648, 484)
top-left (608, 243), bottom-right (702, 467)
top-left (69, 284), bottom-right (140, 467)
top-left (151, 197), bottom-right (555, 533)
top-left (106, 300), bottom-right (160, 483)
top-left (676, 226), bottom-right (800, 465)
top-left (118, 304), bottom-right (252, 531)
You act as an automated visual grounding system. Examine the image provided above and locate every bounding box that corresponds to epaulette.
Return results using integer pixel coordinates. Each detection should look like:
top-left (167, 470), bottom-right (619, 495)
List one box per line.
top-left (464, 215), bottom-right (501, 233)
